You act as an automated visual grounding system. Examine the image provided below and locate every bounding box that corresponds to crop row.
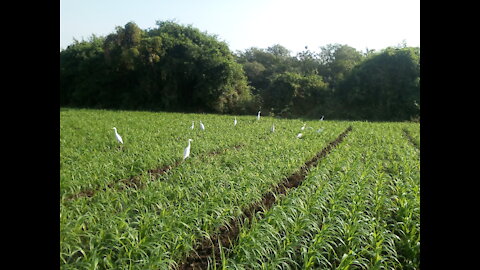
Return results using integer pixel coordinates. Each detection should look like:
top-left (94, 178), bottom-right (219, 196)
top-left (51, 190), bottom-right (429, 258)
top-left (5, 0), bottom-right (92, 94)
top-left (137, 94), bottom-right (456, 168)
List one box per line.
top-left (65, 143), bottom-right (245, 201)
top-left (60, 109), bottom-right (338, 199)
top-left (61, 109), bottom-right (248, 199)
top-left (221, 122), bottom-right (420, 269)
top-left (60, 109), bottom-right (349, 269)
top-left (402, 126), bottom-right (420, 150)
top-left (178, 126), bottom-right (353, 269)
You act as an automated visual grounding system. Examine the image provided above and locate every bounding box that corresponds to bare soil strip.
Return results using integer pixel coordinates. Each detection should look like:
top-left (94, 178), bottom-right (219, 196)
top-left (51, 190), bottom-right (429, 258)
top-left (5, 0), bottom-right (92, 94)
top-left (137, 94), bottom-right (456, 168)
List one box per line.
top-left (402, 128), bottom-right (419, 150)
top-left (63, 144), bottom-right (245, 201)
top-left (176, 126), bottom-right (353, 270)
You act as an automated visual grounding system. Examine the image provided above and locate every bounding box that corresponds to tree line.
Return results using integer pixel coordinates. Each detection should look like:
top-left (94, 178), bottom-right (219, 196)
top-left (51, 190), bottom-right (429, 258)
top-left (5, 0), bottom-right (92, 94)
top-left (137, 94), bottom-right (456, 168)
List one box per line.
top-left (60, 21), bottom-right (420, 121)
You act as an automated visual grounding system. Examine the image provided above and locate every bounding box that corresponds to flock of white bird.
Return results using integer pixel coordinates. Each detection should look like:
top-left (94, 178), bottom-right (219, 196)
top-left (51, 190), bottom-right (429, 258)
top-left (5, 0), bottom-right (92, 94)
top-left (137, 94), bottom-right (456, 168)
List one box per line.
top-left (112, 111), bottom-right (325, 161)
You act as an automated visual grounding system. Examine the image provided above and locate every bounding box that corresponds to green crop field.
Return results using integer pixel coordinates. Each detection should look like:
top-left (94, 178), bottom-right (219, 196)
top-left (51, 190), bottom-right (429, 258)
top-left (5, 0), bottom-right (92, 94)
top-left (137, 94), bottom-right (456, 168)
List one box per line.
top-left (60, 108), bottom-right (419, 269)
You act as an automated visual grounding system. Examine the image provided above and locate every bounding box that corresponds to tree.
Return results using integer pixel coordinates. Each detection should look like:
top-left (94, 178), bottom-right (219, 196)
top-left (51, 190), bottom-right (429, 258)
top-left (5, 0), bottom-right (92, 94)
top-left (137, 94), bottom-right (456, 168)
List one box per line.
top-left (60, 21), bottom-right (254, 113)
top-left (335, 47), bottom-right (420, 120)
top-left (295, 47), bottom-right (321, 76)
top-left (60, 21), bottom-right (420, 121)
top-left (318, 44), bottom-right (364, 90)
top-left (235, 45), bottom-right (297, 94)
top-left (261, 72), bottom-right (329, 117)
top-left (60, 35), bottom-right (108, 107)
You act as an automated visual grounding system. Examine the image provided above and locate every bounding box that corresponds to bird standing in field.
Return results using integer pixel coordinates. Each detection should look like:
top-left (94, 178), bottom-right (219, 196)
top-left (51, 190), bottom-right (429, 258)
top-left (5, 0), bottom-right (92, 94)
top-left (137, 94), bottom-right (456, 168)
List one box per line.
top-left (191, 121), bottom-right (194, 129)
top-left (320, 115), bottom-right (324, 121)
top-left (200, 121), bottom-right (205, 131)
top-left (296, 133), bottom-right (303, 139)
top-left (271, 123), bottom-right (275, 132)
top-left (257, 111), bottom-right (261, 121)
top-left (301, 123), bottom-right (306, 130)
top-left (183, 139), bottom-right (193, 160)
top-left (234, 117), bottom-right (237, 126)
top-left (112, 127), bottom-right (123, 144)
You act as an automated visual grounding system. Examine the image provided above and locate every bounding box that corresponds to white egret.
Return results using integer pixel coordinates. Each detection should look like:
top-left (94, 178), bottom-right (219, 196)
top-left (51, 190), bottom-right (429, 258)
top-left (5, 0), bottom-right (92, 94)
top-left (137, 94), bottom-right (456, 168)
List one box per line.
top-left (271, 123), bottom-right (275, 132)
top-left (320, 115), bottom-right (324, 121)
top-left (257, 111), bottom-right (261, 121)
top-left (200, 121), bottom-right (205, 131)
top-left (296, 133), bottom-right (303, 139)
top-left (112, 127), bottom-right (123, 144)
top-left (317, 128), bottom-right (324, 133)
top-left (183, 139), bottom-right (193, 160)
top-left (301, 123), bottom-right (306, 130)
top-left (191, 121), bottom-right (194, 129)
top-left (234, 117), bottom-right (237, 126)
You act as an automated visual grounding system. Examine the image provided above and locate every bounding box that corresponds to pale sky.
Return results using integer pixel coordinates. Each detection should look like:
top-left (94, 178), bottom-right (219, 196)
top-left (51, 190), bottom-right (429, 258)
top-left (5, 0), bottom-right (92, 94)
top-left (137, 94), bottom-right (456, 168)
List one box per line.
top-left (60, 0), bottom-right (420, 54)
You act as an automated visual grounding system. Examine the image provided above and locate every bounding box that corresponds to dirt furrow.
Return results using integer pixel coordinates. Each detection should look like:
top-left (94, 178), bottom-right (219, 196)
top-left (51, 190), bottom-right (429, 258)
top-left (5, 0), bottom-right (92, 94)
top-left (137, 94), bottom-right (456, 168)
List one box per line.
top-left (176, 126), bottom-right (353, 270)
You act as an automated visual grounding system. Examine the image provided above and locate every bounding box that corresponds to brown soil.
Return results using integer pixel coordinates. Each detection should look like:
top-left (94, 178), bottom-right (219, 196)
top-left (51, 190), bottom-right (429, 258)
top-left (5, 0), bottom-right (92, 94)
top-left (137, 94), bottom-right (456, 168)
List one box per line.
top-left (176, 126), bottom-right (353, 270)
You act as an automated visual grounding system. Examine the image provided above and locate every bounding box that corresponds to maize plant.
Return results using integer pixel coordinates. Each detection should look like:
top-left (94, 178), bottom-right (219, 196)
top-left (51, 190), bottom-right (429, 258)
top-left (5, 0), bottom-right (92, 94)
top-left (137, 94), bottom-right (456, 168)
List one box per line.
top-left (60, 108), bottom-right (419, 269)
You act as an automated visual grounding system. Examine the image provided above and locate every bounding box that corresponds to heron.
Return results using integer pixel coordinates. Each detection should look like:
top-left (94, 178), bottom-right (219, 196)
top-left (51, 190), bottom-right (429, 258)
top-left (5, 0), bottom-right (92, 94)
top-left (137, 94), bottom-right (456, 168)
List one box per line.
top-left (257, 111), bottom-right (261, 121)
top-left (200, 121), bottom-right (205, 131)
top-left (112, 127), bottom-right (123, 144)
top-left (191, 121), bottom-right (194, 129)
top-left (183, 139), bottom-right (193, 160)
top-left (320, 115), bottom-right (324, 121)
top-left (234, 117), bottom-right (237, 126)
top-left (271, 123), bottom-right (275, 132)
top-left (301, 123), bottom-right (306, 130)
top-left (297, 133), bottom-right (303, 139)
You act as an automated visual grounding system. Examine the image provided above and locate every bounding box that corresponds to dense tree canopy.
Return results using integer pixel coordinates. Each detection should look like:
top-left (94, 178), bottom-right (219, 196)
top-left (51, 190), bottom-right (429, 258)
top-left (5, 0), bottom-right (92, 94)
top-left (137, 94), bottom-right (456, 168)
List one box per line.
top-left (335, 47), bottom-right (420, 121)
top-left (234, 43), bottom-right (419, 120)
top-left (60, 21), bottom-right (253, 113)
top-left (60, 21), bottom-right (420, 121)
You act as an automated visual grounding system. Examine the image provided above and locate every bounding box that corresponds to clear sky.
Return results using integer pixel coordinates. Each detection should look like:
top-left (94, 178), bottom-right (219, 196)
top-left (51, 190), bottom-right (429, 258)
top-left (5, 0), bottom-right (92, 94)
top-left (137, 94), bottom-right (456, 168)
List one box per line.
top-left (60, 0), bottom-right (420, 54)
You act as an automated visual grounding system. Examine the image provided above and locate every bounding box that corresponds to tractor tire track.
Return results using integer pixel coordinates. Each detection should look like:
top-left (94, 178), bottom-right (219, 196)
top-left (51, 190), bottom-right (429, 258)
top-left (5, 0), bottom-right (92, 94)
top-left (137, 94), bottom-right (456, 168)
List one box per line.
top-left (63, 143), bottom-right (245, 201)
top-left (176, 126), bottom-right (353, 270)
